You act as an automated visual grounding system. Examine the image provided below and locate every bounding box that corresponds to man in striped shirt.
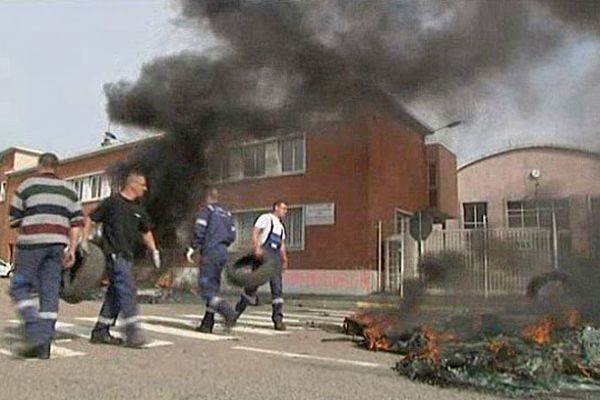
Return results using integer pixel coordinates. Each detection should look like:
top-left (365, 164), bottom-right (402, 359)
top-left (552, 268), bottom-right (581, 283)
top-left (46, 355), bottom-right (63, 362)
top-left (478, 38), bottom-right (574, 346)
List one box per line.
top-left (9, 153), bottom-right (83, 359)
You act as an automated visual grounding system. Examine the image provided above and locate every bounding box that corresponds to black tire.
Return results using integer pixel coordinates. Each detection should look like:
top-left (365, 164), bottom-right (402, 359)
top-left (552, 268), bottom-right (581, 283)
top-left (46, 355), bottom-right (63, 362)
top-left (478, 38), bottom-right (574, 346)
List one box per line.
top-left (526, 270), bottom-right (578, 299)
top-left (225, 252), bottom-right (278, 289)
top-left (60, 242), bottom-right (106, 304)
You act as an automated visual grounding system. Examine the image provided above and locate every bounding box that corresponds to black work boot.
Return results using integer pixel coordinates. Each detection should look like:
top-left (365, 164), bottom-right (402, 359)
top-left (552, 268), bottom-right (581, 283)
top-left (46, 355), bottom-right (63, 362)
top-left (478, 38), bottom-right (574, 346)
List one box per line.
top-left (14, 341), bottom-right (51, 359)
top-left (37, 342), bottom-right (51, 359)
top-left (90, 329), bottom-right (123, 346)
top-left (124, 326), bottom-right (146, 349)
top-left (222, 311), bottom-right (238, 333)
top-left (274, 321), bottom-right (287, 331)
top-left (196, 312), bottom-right (215, 334)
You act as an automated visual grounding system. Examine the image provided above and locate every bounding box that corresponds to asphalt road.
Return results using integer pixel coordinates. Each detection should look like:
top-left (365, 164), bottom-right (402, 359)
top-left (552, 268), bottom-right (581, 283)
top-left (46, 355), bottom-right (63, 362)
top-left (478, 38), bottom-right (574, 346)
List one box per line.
top-left (0, 279), bottom-right (507, 400)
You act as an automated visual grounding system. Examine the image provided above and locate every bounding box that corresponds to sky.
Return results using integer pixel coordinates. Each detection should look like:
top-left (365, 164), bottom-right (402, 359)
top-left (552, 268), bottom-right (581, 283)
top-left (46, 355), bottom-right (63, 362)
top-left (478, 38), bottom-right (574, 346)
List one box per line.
top-left (0, 0), bottom-right (209, 158)
top-left (1, 1), bottom-right (599, 164)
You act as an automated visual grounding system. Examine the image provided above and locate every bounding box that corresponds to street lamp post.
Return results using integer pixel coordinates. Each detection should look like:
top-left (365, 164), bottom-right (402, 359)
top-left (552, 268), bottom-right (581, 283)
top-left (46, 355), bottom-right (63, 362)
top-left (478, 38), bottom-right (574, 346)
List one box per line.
top-left (426, 120), bottom-right (463, 135)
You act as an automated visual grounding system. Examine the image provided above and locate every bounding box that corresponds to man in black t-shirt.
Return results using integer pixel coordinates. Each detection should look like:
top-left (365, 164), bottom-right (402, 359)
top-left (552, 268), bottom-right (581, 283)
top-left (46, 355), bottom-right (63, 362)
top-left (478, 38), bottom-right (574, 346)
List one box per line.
top-left (82, 170), bottom-right (161, 348)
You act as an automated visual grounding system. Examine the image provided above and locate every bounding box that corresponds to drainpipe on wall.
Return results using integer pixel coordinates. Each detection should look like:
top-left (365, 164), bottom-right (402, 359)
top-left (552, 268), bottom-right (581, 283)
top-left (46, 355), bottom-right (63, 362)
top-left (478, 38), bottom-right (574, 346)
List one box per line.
top-left (552, 211), bottom-right (559, 270)
top-left (377, 220), bottom-right (383, 292)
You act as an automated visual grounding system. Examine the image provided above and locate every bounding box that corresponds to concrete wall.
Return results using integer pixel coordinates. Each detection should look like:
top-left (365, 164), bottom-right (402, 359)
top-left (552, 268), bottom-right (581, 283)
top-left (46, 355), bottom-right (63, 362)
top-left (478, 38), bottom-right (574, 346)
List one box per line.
top-left (427, 143), bottom-right (458, 219)
top-left (458, 146), bottom-right (600, 257)
top-left (13, 153), bottom-right (39, 171)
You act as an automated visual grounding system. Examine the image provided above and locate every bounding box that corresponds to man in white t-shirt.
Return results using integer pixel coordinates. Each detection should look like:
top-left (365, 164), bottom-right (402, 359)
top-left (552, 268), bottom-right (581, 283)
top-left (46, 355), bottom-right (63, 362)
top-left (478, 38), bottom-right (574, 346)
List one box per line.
top-left (235, 200), bottom-right (289, 330)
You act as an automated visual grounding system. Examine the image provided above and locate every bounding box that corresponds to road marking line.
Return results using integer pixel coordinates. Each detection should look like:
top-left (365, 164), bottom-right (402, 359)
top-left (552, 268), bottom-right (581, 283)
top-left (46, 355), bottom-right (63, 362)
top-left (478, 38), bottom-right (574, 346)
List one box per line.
top-left (76, 318), bottom-right (236, 342)
top-left (209, 313), bottom-right (304, 324)
top-left (141, 316), bottom-right (290, 336)
top-left (356, 302), bottom-right (397, 309)
top-left (56, 322), bottom-right (172, 349)
top-left (0, 348), bottom-right (13, 357)
top-left (181, 314), bottom-right (303, 330)
top-left (250, 311), bottom-right (344, 323)
top-left (232, 346), bottom-right (388, 369)
top-left (297, 308), bottom-right (354, 316)
top-left (0, 345), bottom-right (86, 360)
top-left (49, 345), bottom-right (86, 358)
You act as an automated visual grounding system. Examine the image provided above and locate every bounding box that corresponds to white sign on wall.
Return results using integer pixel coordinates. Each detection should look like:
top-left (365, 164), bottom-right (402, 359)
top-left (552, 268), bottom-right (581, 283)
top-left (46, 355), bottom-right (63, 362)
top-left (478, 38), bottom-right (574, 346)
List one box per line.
top-left (305, 203), bottom-right (335, 226)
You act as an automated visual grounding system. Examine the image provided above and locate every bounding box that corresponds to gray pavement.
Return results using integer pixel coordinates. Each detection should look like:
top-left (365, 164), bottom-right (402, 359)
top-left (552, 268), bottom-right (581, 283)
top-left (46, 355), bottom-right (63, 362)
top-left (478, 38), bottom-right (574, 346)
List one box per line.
top-left (0, 279), bottom-right (508, 400)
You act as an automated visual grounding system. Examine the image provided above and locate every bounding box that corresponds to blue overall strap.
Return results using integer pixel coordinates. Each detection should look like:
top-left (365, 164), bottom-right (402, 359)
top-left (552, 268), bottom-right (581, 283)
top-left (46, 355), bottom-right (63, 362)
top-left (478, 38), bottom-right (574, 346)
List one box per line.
top-left (192, 205), bottom-right (214, 251)
top-left (263, 214), bottom-right (283, 250)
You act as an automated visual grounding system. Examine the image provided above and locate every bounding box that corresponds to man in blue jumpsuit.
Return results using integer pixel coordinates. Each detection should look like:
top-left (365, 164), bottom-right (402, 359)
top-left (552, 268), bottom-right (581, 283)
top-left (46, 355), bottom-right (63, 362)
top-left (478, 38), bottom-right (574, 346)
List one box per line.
top-left (186, 188), bottom-right (237, 333)
top-left (235, 200), bottom-right (289, 331)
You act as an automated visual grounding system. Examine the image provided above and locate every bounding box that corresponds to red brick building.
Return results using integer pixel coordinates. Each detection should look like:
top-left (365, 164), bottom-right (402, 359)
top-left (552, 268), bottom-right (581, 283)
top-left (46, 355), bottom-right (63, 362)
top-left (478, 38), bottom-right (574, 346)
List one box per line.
top-left (0, 108), bottom-right (457, 294)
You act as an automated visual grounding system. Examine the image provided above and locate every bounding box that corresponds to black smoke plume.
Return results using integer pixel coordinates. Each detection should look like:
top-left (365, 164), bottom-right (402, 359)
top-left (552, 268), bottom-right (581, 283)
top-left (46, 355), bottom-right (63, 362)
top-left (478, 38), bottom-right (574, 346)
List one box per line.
top-left (104, 0), bottom-right (600, 244)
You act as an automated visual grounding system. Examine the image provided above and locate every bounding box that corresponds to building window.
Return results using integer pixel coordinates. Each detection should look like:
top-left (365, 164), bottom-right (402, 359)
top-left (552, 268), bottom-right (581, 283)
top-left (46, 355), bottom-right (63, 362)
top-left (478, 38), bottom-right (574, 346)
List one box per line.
top-left (232, 207), bottom-right (304, 251)
top-left (69, 173), bottom-right (111, 203)
top-left (428, 162), bottom-right (438, 209)
top-left (463, 202), bottom-right (488, 229)
top-left (0, 181), bottom-right (6, 202)
top-left (209, 152), bottom-right (231, 182)
top-left (507, 198), bottom-right (570, 229)
top-left (242, 144), bottom-right (266, 178)
top-left (208, 135), bottom-right (306, 182)
top-left (280, 136), bottom-right (305, 173)
top-left (72, 179), bottom-right (85, 201)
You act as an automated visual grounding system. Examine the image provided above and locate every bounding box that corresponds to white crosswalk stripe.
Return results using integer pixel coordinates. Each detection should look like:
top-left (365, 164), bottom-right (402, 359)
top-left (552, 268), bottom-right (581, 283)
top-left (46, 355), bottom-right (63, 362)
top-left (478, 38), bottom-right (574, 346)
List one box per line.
top-left (2, 308), bottom-right (351, 359)
top-left (0, 345), bottom-right (85, 360)
top-left (140, 315), bottom-right (291, 336)
top-left (180, 314), bottom-right (303, 330)
top-left (75, 317), bottom-right (238, 342)
top-left (55, 322), bottom-right (173, 349)
top-left (248, 310), bottom-right (346, 324)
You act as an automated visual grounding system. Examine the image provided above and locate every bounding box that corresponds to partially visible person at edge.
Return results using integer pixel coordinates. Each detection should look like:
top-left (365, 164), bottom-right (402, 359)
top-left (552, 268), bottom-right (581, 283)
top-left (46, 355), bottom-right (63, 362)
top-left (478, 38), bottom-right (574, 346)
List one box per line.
top-left (235, 200), bottom-right (289, 331)
top-left (82, 169), bottom-right (161, 348)
top-left (9, 153), bottom-right (83, 359)
top-left (186, 187), bottom-right (238, 333)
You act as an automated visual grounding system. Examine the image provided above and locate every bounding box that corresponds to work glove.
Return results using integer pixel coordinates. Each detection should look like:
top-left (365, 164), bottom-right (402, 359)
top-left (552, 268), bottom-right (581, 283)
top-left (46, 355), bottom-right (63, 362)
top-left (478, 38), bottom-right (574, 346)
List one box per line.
top-left (79, 240), bottom-right (90, 255)
top-left (63, 246), bottom-right (76, 269)
top-left (185, 247), bottom-right (195, 264)
top-left (152, 249), bottom-right (161, 270)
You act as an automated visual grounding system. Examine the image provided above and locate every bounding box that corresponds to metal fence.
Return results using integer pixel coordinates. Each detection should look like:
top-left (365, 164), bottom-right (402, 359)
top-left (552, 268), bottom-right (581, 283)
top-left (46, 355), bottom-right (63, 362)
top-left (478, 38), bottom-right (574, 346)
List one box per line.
top-left (384, 227), bottom-right (554, 297)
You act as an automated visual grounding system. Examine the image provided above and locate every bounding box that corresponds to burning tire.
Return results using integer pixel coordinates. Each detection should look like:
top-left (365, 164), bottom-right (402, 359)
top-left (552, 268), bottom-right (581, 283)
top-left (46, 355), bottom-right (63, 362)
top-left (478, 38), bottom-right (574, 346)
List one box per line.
top-left (225, 253), bottom-right (277, 289)
top-left (526, 271), bottom-right (579, 300)
top-left (60, 242), bottom-right (106, 304)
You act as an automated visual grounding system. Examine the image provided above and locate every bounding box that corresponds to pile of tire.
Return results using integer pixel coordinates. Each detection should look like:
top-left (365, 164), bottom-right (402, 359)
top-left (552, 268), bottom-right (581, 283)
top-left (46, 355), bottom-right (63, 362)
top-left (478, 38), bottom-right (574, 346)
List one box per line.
top-left (60, 242), bottom-right (106, 304)
top-left (225, 252), bottom-right (277, 289)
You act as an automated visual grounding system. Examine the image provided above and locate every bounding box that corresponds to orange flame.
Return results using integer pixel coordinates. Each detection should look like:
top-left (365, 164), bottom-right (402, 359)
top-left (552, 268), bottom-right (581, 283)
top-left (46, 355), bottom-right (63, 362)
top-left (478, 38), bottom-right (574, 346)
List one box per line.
top-left (565, 309), bottom-right (580, 329)
top-left (346, 312), bottom-right (395, 351)
top-left (523, 317), bottom-right (554, 345)
top-left (488, 339), bottom-right (507, 354)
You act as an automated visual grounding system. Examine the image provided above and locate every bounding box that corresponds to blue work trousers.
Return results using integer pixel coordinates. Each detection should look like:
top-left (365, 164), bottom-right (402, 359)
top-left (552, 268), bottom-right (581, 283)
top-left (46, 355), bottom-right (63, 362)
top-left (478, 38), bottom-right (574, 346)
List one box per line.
top-left (198, 246), bottom-right (235, 319)
top-left (94, 255), bottom-right (139, 334)
top-left (10, 245), bottom-right (64, 345)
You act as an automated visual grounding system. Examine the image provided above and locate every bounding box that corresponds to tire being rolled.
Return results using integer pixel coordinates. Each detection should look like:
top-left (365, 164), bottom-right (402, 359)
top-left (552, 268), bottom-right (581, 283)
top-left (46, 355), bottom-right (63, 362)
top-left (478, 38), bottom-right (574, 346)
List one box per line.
top-left (60, 242), bottom-right (106, 304)
top-left (225, 252), bottom-right (278, 289)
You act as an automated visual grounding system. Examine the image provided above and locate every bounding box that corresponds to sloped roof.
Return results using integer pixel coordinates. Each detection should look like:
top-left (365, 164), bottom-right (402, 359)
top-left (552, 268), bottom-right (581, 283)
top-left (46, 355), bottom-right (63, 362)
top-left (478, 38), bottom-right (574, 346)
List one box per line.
top-left (459, 143), bottom-right (600, 171)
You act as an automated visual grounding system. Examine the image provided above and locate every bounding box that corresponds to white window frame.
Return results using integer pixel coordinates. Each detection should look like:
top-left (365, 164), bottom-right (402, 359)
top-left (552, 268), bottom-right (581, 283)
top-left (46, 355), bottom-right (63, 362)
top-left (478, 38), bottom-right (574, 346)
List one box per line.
top-left (506, 198), bottom-right (570, 230)
top-left (279, 135), bottom-right (306, 174)
top-left (463, 202), bottom-right (488, 229)
top-left (0, 180), bottom-right (7, 202)
top-left (208, 133), bottom-right (306, 183)
top-left (230, 206), bottom-right (305, 252)
top-left (242, 143), bottom-right (267, 178)
top-left (67, 171), bottom-right (111, 203)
